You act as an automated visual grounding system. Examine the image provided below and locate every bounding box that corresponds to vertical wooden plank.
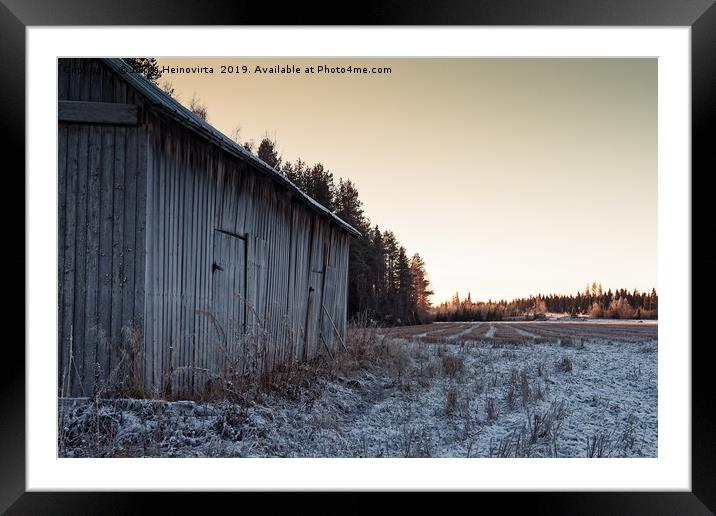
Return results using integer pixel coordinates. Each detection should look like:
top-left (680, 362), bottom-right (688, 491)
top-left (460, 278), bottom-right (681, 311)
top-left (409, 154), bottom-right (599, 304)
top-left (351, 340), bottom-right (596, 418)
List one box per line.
top-left (99, 67), bottom-right (116, 375)
top-left (191, 152), bottom-right (202, 394)
top-left (83, 123), bottom-right (101, 395)
top-left (143, 125), bottom-right (154, 394)
top-left (209, 233), bottom-right (219, 375)
top-left (97, 124), bottom-right (115, 378)
top-left (233, 164), bottom-right (244, 374)
top-left (290, 207), bottom-right (302, 362)
top-left (172, 133), bottom-right (184, 395)
top-left (267, 193), bottom-right (277, 367)
top-left (121, 125), bottom-right (138, 362)
top-left (245, 179), bottom-right (256, 340)
top-left (189, 149), bottom-right (200, 394)
top-left (258, 235), bottom-right (269, 370)
top-left (166, 131), bottom-right (177, 395)
top-left (228, 230), bottom-right (238, 367)
top-left (110, 120), bottom-right (126, 382)
top-left (302, 214), bottom-right (316, 361)
top-left (342, 234), bottom-right (350, 340)
top-left (206, 152), bottom-right (218, 384)
top-left (177, 139), bottom-right (190, 396)
top-left (192, 149), bottom-right (205, 392)
top-left (70, 125), bottom-right (89, 395)
top-left (207, 150), bottom-right (217, 381)
top-left (60, 125), bottom-right (79, 394)
top-left (134, 116), bottom-right (148, 391)
top-left (239, 234), bottom-right (248, 369)
top-left (58, 59), bottom-right (70, 101)
top-left (69, 60), bottom-right (90, 394)
top-left (203, 151), bottom-right (214, 386)
top-left (111, 74), bottom-right (128, 385)
top-left (159, 132), bottom-right (169, 395)
top-left (291, 205), bottom-right (302, 362)
top-left (101, 62), bottom-right (115, 103)
top-left (168, 134), bottom-right (179, 394)
top-left (78, 59), bottom-right (91, 102)
top-left (57, 122), bottom-right (69, 392)
top-left (151, 126), bottom-right (163, 392)
top-left (80, 64), bottom-right (104, 395)
top-left (115, 73), bottom-right (127, 105)
top-left (317, 225), bottom-right (331, 351)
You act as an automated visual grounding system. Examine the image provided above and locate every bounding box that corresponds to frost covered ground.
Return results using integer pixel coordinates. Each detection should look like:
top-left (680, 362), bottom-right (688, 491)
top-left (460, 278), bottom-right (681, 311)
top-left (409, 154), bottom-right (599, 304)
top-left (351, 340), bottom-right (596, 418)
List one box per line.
top-left (58, 322), bottom-right (657, 458)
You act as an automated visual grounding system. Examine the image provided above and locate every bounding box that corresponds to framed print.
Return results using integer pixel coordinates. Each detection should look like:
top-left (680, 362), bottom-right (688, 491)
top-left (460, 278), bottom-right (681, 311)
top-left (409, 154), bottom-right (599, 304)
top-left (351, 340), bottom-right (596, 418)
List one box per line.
top-left (6, 0), bottom-right (714, 512)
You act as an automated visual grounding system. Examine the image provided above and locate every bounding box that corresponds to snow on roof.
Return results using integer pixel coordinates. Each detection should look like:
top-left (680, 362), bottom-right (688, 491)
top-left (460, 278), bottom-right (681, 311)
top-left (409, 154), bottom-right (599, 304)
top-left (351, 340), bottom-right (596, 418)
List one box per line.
top-left (101, 58), bottom-right (361, 238)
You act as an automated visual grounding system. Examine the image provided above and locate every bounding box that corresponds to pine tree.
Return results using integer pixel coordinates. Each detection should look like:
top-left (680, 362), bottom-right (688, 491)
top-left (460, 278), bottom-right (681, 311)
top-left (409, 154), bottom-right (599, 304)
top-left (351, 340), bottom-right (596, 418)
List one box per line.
top-left (303, 163), bottom-right (335, 211)
top-left (334, 179), bottom-right (364, 228)
top-left (378, 230), bottom-right (401, 323)
top-left (123, 58), bottom-right (162, 83)
top-left (257, 137), bottom-right (282, 170)
top-left (368, 226), bottom-right (386, 317)
top-left (282, 158), bottom-right (307, 188)
top-left (410, 253), bottom-right (433, 323)
top-left (396, 246), bottom-right (412, 323)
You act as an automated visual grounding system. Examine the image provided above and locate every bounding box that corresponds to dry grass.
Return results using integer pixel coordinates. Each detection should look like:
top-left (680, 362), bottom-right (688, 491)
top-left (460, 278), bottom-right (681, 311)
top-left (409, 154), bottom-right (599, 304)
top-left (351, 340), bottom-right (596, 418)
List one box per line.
top-left (586, 432), bottom-right (613, 458)
top-left (485, 395), bottom-right (498, 421)
top-left (520, 369), bottom-right (530, 407)
top-left (59, 319), bottom-right (656, 458)
top-left (441, 355), bottom-right (465, 378)
top-left (414, 358), bottom-right (439, 388)
top-left (111, 321), bottom-right (145, 398)
top-left (490, 432), bottom-right (515, 458)
top-left (505, 383), bottom-right (516, 410)
top-left (445, 388), bottom-right (458, 415)
top-left (557, 356), bottom-right (573, 373)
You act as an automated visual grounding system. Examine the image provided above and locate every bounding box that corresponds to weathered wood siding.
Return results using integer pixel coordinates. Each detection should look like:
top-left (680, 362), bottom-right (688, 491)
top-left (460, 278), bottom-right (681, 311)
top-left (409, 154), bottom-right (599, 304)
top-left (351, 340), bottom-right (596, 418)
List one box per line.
top-left (57, 59), bottom-right (147, 395)
top-left (143, 115), bottom-right (351, 397)
top-left (58, 58), bottom-right (352, 399)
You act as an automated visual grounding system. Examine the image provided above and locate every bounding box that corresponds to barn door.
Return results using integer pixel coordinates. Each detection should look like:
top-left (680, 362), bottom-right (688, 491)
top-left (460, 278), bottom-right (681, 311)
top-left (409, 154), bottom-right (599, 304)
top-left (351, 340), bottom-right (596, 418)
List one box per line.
top-left (211, 230), bottom-right (247, 371)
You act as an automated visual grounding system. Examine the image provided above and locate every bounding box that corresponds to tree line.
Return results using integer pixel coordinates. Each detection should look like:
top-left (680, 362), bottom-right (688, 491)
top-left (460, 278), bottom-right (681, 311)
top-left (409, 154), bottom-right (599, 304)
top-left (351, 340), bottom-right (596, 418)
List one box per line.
top-left (435, 282), bottom-right (658, 321)
top-left (125, 59), bottom-right (434, 326)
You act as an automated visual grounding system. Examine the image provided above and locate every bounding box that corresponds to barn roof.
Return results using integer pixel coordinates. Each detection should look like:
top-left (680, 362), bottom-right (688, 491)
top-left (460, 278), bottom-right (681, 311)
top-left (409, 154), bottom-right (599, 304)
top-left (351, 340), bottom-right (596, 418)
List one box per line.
top-left (101, 58), bottom-right (361, 238)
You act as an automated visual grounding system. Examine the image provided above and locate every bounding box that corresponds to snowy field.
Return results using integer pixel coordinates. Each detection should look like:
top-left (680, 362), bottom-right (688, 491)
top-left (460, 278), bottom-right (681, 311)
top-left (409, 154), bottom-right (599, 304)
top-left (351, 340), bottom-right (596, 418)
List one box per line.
top-left (58, 321), bottom-right (657, 458)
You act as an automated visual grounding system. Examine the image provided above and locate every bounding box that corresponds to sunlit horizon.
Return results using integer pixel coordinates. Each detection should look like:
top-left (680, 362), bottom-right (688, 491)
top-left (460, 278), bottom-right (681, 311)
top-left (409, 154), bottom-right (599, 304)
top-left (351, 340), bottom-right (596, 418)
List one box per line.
top-left (155, 58), bottom-right (657, 305)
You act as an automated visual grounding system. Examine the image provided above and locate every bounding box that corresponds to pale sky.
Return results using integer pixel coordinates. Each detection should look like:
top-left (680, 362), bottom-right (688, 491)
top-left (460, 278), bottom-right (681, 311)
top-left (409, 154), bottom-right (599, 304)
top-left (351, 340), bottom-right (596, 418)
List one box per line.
top-left (155, 58), bottom-right (657, 303)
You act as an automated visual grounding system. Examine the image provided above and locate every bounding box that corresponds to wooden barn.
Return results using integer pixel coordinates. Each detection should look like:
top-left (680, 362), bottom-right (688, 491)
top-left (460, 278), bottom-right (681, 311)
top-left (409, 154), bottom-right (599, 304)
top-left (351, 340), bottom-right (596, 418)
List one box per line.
top-left (58, 58), bottom-right (359, 398)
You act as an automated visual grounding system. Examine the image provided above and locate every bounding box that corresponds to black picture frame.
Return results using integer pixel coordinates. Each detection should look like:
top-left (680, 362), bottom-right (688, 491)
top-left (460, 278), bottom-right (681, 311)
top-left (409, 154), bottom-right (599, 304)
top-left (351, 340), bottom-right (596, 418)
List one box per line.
top-left (5, 0), bottom-right (713, 513)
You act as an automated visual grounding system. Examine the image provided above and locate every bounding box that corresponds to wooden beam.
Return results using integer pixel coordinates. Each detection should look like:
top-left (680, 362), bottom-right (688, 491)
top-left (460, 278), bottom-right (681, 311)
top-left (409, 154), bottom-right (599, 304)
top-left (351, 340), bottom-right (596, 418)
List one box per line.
top-left (322, 303), bottom-right (348, 353)
top-left (318, 332), bottom-right (334, 360)
top-left (58, 101), bottom-right (139, 125)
